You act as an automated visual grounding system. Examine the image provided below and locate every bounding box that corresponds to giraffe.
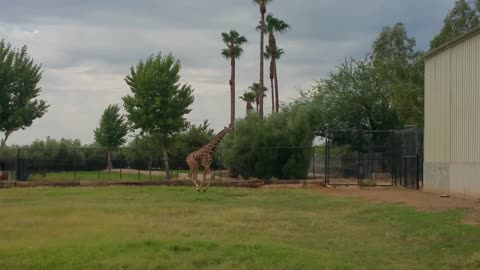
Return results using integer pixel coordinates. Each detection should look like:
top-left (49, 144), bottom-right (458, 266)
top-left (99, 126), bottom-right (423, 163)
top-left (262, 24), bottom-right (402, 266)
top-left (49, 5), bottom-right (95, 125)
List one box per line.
top-left (186, 125), bottom-right (233, 192)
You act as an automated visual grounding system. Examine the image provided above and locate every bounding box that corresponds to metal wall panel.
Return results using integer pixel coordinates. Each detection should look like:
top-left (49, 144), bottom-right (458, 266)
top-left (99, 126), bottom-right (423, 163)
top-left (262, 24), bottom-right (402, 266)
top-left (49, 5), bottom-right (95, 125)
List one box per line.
top-left (425, 50), bottom-right (451, 163)
top-left (450, 34), bottom-right (480, 163)
top-left (425, 32), bottom-right (480, 163)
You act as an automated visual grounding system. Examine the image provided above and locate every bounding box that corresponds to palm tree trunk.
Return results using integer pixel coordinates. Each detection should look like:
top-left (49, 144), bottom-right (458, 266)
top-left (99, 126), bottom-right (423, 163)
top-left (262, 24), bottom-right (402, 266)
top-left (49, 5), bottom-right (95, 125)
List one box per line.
top-left (230, 52), bottom-right (236, 127)
top-left (270, 75), bottom-right (274, 113)
top-left (259, 3), bottom-right (266, 119)
top-left (274, 59), bottom-right (280, 112)
top-left (247, 102), bottom-right (253, 113)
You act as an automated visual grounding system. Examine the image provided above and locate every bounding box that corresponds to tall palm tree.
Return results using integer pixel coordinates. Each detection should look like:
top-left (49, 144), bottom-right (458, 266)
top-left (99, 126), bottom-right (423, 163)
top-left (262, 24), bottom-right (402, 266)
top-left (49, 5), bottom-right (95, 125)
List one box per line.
top-left (249, 82), bottom-right (268, 113)
top-left (253, 0), bottom-right (273, 119)
top-left (239, 91), bottom-right (256, 114)
top-left (222, 30), bottom-right (248, 127)
top-left (259, 14), bottom-right (290, 112)
top-left (264, 45), bottom-right (284, 113)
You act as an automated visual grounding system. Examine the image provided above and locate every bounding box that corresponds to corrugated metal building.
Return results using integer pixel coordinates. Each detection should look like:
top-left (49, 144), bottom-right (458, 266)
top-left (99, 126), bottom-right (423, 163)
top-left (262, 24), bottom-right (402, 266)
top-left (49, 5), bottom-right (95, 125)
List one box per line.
top-left (424, 27), bottom-right (480, 198)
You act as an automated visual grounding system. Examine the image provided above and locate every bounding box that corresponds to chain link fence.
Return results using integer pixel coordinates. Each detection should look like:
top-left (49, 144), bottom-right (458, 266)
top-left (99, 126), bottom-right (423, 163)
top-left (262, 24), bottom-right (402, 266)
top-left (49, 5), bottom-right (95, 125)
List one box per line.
top-left (313, 128), bottom-right (423, 189)
top-left (0, 128), bottom-right (422, 189)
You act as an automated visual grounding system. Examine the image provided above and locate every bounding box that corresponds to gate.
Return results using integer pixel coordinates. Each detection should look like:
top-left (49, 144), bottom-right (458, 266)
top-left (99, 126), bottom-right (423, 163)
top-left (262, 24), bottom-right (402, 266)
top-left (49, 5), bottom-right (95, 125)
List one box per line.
top-left (319, 128), bottom-right (422, 189)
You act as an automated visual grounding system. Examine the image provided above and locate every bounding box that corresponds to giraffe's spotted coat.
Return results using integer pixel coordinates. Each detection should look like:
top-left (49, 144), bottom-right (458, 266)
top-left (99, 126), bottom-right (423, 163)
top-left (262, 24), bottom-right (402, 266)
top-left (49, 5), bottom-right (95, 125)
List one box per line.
top-left (186, 126), bottom-right (233, 192)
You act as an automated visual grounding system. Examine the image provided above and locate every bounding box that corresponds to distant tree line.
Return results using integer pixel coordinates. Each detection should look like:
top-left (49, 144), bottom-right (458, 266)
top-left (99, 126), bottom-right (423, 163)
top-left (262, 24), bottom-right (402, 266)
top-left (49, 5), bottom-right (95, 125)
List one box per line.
top-left (0, 121), bottom-right (215, 172)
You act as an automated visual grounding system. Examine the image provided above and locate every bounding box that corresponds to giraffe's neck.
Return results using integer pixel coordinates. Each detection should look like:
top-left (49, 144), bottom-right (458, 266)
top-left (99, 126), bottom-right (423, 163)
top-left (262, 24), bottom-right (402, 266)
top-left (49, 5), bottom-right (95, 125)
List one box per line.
top-left (204, 128), bottom-right (229, 152)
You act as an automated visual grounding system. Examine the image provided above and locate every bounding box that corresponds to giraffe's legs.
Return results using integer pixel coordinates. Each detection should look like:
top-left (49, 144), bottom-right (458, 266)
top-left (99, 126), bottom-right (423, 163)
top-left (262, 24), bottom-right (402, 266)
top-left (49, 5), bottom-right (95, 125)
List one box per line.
top-left (198, 167), bottom-right (207, 191)
top-left (194, 168), bottom-right (202, 192)
top-left (203, 167), bottom-right (213, 192)
top-left (187, 157), bottom-right (202, 192)
top-left (188, 165), bottom-right (201, 192)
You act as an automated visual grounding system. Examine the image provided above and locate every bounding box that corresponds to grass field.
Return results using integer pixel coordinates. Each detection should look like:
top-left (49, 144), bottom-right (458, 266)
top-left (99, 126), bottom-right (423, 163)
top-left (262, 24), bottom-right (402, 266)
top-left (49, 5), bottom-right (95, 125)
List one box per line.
top-left (0, 187), bottom-right (479, 269)
top-left (28, 171), bottom-right (178, 181)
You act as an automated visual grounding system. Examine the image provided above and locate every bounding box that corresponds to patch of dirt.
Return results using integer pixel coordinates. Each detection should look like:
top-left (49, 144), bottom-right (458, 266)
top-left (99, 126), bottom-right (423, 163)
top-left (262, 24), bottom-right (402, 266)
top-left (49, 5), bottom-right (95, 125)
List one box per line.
top-left (261, 184), bottom-right (480, 225)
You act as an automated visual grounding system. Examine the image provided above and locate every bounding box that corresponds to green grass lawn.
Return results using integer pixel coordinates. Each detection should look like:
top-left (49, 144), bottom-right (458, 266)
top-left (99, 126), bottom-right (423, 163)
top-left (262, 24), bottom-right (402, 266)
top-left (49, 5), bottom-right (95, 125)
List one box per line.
top-left (0, 187), bottom-right (479, 270)
top-left (28, 171), bottom-right (177, 182)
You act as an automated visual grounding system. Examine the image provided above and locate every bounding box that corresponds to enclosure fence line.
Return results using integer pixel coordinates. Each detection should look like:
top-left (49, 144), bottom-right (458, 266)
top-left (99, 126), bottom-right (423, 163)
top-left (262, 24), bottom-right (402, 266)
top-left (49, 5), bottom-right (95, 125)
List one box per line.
top-left (0, 128), bottom-right (422, 189)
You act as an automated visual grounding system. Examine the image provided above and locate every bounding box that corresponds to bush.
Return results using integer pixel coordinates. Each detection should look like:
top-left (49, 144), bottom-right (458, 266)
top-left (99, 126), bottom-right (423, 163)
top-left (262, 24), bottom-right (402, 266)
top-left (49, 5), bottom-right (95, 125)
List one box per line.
top-left (220, 102), bottom-right (322, 180)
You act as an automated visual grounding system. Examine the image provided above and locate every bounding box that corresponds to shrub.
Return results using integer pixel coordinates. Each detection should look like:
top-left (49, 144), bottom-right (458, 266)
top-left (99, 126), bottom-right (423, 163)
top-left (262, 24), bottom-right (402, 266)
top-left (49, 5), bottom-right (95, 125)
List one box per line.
top-left (220, 102), bottom-right (322, 180)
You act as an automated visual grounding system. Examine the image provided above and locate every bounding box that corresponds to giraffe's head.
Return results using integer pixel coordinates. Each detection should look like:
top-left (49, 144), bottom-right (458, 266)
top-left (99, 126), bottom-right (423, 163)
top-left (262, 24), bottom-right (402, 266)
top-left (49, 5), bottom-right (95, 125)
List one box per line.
top-left (224, 125), bottom-right (234, 134)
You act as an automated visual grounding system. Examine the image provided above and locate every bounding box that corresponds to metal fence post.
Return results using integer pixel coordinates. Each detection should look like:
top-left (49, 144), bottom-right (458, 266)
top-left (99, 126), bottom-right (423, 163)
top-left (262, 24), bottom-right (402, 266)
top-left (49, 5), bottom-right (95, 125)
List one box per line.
top-left (392, 131), bottom-right (396, 186)
top-left (220, 148), bottom-right (223, 180)
top-left (416, 154), bottom-right (420, 190)
top-left (357, 131), bottom-right (362, 186)
top-left (325, 136), bottom-right (329, 186)
top-left (74, 159), bottom-right (77, 181)
top-left (312, 147), bottom-right (316, 180)
top-left (16, 147), bottom-right (20, 181)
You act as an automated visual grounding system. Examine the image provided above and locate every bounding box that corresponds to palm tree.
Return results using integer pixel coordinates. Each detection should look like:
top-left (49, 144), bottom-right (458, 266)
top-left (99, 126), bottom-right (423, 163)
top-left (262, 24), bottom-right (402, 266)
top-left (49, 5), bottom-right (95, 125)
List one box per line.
top-left (253, 0), bottom-right (273, 119)
top-left (264, 45), bottom-right (284, 113)
top-left (239, 91), bottom-right (256, 114)
top-left (249, 83), bottom-right (268, 113)
top-left (222, 30), bottom-right (248, 127)
top-left (259, 14), bottom-right (290, 112)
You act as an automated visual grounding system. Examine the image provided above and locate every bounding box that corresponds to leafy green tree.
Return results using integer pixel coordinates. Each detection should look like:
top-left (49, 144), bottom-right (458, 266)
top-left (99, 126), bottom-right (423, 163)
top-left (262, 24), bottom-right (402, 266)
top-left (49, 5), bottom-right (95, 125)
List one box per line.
top-left (123, 53), bottom-right (194, 179)
top-left (430, 0), bottom-right (479, 49)
top-left (221, 30), bottom-right (248, 127)
top-left (0, 40), bottom-right (49, 146)
top-left (239, 91), bottom-right (257, 114)
top-left (94, 104), bottom-right (129, 172)
top-left (313, 58), bottom-right (401, 144)
top-left (260, 14), bottom-right (290, 113)
top-left (372, 22), bottom-right (424, 126)
top-left (253, 0), bottom-right (274, 119)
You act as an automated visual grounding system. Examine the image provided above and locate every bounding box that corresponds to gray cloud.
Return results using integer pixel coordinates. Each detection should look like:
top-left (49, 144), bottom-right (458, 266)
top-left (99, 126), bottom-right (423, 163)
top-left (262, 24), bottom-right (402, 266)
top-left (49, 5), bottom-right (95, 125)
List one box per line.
top-left (1, 0), bottom-right (455, 145)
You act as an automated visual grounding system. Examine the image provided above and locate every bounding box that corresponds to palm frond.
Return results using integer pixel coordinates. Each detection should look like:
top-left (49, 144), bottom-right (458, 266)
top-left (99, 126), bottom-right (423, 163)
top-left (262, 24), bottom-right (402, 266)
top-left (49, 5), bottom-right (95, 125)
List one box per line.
top-left (233, 46), bottom-right (244, 59)
top-left (221, 30), bottom-right (247, 60)
top-left (264, 45), bottom-right (285, 60)
top-left (253, 0), bottom-right (274, 4)
top-left (221, 49), bottom-right (231, 59)
top-left (265, 14), bottom-right (291, 34)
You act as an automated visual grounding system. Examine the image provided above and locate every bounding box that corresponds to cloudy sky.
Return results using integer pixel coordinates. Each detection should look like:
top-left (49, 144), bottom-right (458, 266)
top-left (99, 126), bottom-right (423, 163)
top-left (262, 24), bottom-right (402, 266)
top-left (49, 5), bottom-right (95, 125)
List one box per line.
top-left (1, 0), bottom-right (455, 145)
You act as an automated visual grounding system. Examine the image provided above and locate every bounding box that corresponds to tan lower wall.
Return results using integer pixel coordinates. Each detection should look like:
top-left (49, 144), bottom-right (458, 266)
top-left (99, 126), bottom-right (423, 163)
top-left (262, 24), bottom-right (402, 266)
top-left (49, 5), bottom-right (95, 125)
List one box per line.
top-left (449, 164), bottom-right (480, 198)
top-left (424, 162), bottom-right (480, 198)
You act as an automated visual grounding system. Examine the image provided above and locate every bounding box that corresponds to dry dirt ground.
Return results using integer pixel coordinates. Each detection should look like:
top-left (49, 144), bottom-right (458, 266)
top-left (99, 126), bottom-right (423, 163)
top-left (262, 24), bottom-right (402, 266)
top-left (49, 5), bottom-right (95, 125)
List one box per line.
top-left (261, 184), bottom-right (480, 226)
